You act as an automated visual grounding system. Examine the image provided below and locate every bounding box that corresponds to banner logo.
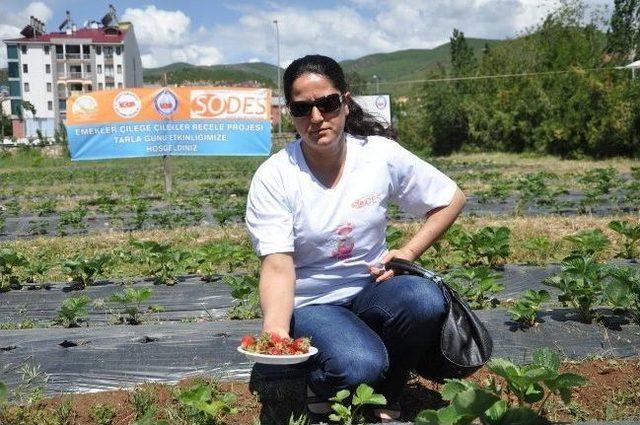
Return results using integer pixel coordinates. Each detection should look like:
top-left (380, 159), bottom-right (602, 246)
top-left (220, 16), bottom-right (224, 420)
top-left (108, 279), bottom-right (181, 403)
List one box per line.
top-left (71, 95), bottom-right (98, 118)
top-left (190, 90), bottom-right (268, 120)
top-left (113, 91), bottom-right (141, 118)
top-left (153, 89), bottom-right (179, 117)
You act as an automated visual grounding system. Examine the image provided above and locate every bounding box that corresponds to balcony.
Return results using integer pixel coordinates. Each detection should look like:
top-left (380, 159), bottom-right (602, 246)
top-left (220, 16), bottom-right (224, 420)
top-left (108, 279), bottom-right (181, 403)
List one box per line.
top-left (68, 72), bottom-right (83, 79)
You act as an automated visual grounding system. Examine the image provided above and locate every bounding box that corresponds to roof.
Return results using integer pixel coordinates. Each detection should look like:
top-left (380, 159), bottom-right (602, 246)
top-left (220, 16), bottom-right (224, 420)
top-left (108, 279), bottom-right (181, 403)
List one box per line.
top-left (4, 27), bottom-right (127, 44)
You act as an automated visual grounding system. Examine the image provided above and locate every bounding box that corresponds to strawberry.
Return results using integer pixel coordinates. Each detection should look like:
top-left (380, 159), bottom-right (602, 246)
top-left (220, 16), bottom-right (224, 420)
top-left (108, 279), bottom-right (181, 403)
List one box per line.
top-left (240, 335), bottom-right (255, 349)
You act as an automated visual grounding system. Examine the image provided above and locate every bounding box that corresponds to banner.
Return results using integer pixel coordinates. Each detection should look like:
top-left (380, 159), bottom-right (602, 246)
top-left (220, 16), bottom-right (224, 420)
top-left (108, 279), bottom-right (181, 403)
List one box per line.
top-left (354, 95), bottom-right (391, 127)
top-left (66, 87), bottom-right (272, 160)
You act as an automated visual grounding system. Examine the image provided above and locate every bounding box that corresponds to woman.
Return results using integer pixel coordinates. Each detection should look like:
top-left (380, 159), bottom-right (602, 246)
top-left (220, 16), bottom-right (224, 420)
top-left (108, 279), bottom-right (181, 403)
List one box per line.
top-left (245, 54), bottom-right (465, 421)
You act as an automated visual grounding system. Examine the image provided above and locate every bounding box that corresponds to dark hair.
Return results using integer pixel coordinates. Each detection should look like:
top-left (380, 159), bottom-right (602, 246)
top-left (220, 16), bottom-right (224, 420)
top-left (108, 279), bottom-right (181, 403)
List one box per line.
top-left (283, 54), bottom-right (395, 139)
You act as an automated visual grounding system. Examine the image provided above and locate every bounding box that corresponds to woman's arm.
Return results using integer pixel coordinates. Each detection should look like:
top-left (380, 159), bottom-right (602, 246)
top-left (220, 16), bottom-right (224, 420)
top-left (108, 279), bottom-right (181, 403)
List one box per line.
top-left (372, 187), bottom-right (466, 281)
top-left (259, 252), bottom-right (296, 338)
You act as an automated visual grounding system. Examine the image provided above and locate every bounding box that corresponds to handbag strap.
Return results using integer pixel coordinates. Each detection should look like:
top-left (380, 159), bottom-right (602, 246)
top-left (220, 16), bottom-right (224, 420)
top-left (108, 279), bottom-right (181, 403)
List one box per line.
top-left (386, 258), bottom-right (444, 285)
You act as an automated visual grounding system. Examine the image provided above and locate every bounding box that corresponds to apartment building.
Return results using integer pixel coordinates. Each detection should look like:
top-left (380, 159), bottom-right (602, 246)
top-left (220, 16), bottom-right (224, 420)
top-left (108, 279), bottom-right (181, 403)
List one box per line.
top-left (3, 13), bottom-right (143, 138)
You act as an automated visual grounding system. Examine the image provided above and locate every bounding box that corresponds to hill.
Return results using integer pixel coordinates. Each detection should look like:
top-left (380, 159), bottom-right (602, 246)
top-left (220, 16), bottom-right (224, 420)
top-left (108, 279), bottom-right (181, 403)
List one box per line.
top-left (340, 38), bottom-right (500, 95)
top-left (143, 62), bottom-right (279, 87)
top-left (141, 38), bottom-right (499, 96)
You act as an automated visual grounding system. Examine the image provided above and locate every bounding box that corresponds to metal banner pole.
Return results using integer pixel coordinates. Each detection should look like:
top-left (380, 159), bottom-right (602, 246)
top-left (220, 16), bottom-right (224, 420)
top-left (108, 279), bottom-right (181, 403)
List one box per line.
top-left (162, 73), bottom-right (172, 194)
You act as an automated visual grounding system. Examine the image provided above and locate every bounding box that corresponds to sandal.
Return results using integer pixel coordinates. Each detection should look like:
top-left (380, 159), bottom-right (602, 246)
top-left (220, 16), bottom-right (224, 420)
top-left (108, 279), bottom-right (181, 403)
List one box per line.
top-left (370, 401), bottom-right (402, 423)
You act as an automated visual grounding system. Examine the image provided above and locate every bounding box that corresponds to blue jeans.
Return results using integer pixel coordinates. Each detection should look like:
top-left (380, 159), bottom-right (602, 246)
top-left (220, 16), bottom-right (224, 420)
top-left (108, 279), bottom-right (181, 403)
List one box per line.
top-left (290, 274), bottom-right (446, 402)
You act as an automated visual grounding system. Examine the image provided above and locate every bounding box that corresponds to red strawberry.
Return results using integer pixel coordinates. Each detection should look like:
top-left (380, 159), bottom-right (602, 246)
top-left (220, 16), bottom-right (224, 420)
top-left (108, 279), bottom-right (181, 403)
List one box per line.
top-left (240, 335), bottom-right (255, 349)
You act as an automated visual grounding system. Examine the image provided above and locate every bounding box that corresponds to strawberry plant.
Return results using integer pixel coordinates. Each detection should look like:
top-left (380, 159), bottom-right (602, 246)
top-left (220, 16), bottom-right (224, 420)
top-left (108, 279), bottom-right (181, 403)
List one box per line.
top-left (416, 347), bottom-right (586, 425)
top-left (131, 240), bottom-right (190, 285)
top-left (178, 382), bottom-right (237, 423)
top-left (33, 199), bottom-right (57, 216)
top-left (507, 289), bottom-right (551, 328)
top-left (465, 226), bottom-right (511, 268)
top-left (55, 295), bottom-right (90, 328)
top-left (328, 383), bottom-right (387, 425)
top-left (543, 254), bottom-right (604, 323)
top-left (0, 248), bottom-right (28, 290)
top-left (63, 254), bottom-right (112, 288)
top-left (57, 205), bottom-right (88, 234)
top-left (603, 265), bottom-right (640, 325)
top-left (225, 272), bottom-right (261, 319)
top-left (446, 266), bottom-right (504, 309)
top-left (564, 229), bottom-right (610, 258)
top-left (196, 241), bottom-right (254, 279)
top-left (130, 200), bottom-right (150, 230)
top-left (608, 220), bottom-right (640, 259)
top-left (109, 287), bottom-right (161, 325)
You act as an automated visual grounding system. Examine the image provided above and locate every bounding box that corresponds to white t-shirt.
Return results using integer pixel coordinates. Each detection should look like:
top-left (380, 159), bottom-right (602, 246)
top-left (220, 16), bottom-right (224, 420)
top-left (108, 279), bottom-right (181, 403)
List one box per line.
top-left (245, 134), bottom-right (457, 308)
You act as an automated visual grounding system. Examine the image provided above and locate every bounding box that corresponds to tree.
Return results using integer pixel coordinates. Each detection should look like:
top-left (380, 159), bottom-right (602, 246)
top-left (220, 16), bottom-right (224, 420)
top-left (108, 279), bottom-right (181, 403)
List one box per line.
top-left (450, 28), bottom-right (477, 75)
top-left (19, 100), bottom-right (36, 122)
top-left (345, 71), bottom-right (367, 95)
top-left (606, 0), bottom-right (639, 62)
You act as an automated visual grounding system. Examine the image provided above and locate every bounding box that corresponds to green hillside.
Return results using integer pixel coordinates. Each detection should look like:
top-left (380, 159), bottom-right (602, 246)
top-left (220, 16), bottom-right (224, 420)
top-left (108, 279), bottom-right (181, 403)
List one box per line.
top-left (340, 38), bottom-right (500, 95)
top-left (143, 62), bottom-right (279, 87)
top-left (141, 38), bottom-right (499, 96)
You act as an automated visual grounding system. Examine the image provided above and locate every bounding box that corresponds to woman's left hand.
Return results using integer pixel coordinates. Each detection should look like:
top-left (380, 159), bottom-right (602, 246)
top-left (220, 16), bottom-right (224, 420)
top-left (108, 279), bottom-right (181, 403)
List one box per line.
top-left (369, 248), bottom-right (416, 283)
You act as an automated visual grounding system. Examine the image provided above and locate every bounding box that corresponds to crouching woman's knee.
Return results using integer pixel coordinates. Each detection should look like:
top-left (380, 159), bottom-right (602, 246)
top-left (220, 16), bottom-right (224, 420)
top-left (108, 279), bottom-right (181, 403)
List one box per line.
top-left (326, 349), bottom-right (389, 389)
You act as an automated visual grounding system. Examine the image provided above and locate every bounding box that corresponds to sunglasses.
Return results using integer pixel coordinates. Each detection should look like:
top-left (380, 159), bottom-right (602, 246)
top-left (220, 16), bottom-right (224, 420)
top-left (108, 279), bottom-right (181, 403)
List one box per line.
top-left (289, 93), bottom-right (343, 117)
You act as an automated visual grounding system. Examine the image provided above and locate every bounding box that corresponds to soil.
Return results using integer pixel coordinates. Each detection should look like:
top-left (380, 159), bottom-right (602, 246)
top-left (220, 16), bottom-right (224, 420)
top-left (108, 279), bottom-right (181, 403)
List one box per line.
top-left (4, 358), bottom-right (639, 424)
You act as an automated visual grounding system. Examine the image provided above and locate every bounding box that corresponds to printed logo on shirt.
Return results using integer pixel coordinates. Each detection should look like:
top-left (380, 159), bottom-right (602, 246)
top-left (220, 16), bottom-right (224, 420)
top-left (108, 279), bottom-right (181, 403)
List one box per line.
top-left (331, 222), bottom-right (355, 260)
top-left (351, 193), bottom-right (382, 209)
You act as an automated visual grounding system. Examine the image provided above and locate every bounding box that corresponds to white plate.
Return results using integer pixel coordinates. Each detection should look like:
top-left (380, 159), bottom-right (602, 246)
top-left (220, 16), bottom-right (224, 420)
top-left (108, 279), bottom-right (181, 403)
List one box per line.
top-left (237, 346), bottom-right (318, 365)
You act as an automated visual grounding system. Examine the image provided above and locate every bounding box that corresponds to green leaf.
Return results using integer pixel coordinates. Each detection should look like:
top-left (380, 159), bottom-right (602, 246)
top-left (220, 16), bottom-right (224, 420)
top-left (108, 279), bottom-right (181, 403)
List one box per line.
top-left (488, 358), bottom-right (520, 381)
top-left (497, 407), bottom-right (546, 425)
top-left (329, 389), bottom-right (350, 402)
top-left (485, 399), bottom-right (508, 422)
top-left (353, 383), bottom-right (374, 405)
top-left (532, 347), bottom-right (560, 372)
top-left (331, 403), bottom-right (350, 417)
top-left (557, 387), bottom-right (573, 405)
top-left (553, 372), bottom-right (587, 388)
top-left (522, 383), bottom-right (545, 404)
top-left (522, 365), bottom-right (557, 382)
top-left (414, 409), bottom-right (440, 425)
top-left (441, 379), bottom-right (474, 401)
top-left (451, 388), bottom-right (500, 417)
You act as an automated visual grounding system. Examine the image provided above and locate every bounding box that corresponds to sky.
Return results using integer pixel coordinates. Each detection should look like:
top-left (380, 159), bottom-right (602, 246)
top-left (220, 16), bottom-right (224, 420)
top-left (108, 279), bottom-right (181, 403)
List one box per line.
top-left (0, 0), bottom-right (612, 69)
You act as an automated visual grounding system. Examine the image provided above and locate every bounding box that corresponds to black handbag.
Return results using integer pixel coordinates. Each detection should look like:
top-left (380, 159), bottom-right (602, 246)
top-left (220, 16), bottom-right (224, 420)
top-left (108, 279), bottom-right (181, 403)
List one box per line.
top-left (387, 258), bottom-right (493, 383)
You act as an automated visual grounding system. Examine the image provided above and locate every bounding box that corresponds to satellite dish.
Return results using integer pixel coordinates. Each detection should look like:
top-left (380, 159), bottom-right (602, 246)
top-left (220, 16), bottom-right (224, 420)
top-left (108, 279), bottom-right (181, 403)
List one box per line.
top-left (101, 4), bottom-right (117, 27)
top-left (20, 25), bottom-right (35, 37)
top-left (58, 10), bottom-right (73, 31)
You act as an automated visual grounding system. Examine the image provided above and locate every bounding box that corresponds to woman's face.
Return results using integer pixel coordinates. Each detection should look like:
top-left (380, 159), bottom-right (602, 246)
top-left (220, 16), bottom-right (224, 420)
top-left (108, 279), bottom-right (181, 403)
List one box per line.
top-left (290, 73), bottom-right (350, 153)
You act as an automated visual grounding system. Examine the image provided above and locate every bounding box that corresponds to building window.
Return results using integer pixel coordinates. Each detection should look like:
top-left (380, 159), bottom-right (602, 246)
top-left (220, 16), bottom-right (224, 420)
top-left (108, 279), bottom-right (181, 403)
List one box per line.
top-left (115, 46), bottom-right (121, 55)
top-left (46, 64), bottom-right (51, 73)
top-left (22, 64), bottom-right (28, 73)
top-left (9, 80), bottom-right (21, 96)
top-left (24, 82), bottom-right (30, 92)
top-left (86, 64), bottom-right (91, 73)
top-left (117, 82), bottom-right (123, 88)
top-left (97, 64), bottom-right (102, 74)
top-left (105, 82), bottom-right (114, 89)
top-left (98, 83), bottom-right (103, 90)
top-left (47, 82), bottom-right (52, 92)
top-left (7, 45), bottom-right (18, 59)
top-left (21, 45), bottom-right (27, 54)
top-left (8, 62), bottom-right (19, 78)
top-left (117, 64), bottom-right (122, 74)
top-left (96, 46), bottom-right (102, 55)
top-left (105, 65), bottom-right (114, 77)
top-left (44, 45), bottom-right (50, 54)
top-left (11, 100), bottom-right (21, 115)
top-left (48, 101), bottom-right (53, 110)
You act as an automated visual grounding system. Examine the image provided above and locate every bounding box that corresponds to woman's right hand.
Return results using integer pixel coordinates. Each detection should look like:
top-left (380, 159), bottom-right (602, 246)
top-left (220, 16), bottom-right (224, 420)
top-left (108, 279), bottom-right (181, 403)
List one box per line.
top-left (262, 326), bottom-right (290, 339)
